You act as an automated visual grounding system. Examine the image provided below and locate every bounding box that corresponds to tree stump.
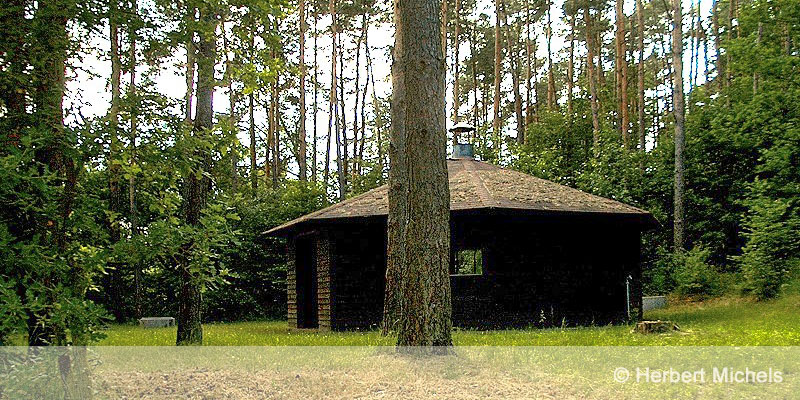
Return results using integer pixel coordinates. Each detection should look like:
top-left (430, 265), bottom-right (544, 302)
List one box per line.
top-left (634, 320), bottom-right (680, 334)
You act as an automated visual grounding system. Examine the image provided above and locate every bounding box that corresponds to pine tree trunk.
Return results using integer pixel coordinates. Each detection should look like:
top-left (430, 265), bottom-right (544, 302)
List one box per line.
top-left (249, 92), bottom-right (257, 191)
top-left (712, 0), bottom-right (721, 90)
top-left (336, 29), bottom-right (346, 200)
top-left (385, 0), bottom-right (452, 348)
top-left (567, 12), bottom-right (575, 117)
top-left (472, 25), bottom-right (479, 129)
top-left (637, 0), bottom-right (646, 152)
top-left (353, 16), bottom-right (365, 175)
top-left (324, 7), bottom-right (333, 193)
top-left (298, 0), bottom-right (307, 182)
top-left (525, 0), bottom-right (533, 126)
top-left (272, 75), bottom-right (280, 188)
top-left (184, 11), bottom-right (195, 125)
top-left (502, 2), bottom-right (523, 142)
top-left (312, 6), bottom-right (319, 183)
top-left (671, 0), bottom-right (686, 252)
top-left (128, 10), bottom-right (141, 319)
top-left (452, 0), bottom-right (461, 132)
top-left (753, 22), bottom-right (762, 94)
top-left (616, 0), bottom-right (630, 147)
top-left (492, 0), bottom-right (502, 158)
top-left (359, 13), bottom-right (369, 173)
top-left (109, 2), bottom-right (122, 243)
top-left (107, 1), bottom-right (124, 322)
top-left (546, 0), bottom-right (555, 109)
top-left (248, 32), bottom-right (258, 192)
top-left (177, 5), bottom-right (215, 346)
top-left (585, 7), bottom-right (601, 150)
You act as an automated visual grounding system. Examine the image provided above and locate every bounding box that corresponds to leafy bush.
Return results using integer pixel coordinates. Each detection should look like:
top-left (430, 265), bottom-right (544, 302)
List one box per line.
top-left (673, 246), bottom-right (721, 299)
top-left (736, 193), bottom-right (800, 300)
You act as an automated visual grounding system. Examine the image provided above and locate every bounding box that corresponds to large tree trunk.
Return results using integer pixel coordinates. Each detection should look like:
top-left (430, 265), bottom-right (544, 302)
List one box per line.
top-left (385, 0), bottom-right (452, 348)
top-left (585, 7), bottom-right (601, 151)
top-left (671, 0), bottom-right (686, 252)
top-left (637, 0), bottom-right (646, 152)
top-left (177, 5), bottom-right (215, 346)
top-left (492, 0), bottom-right (502, 159)
top-left (298, 0), bottom-right (307, 182)
top-left (615, 0), bottom-right (630, 147)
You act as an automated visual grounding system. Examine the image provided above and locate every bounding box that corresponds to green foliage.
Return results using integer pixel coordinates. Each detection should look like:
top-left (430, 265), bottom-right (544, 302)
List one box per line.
top-left (736, 190), bottom-right (800, 300)
top-left (672, 246), bottom-right (721, 299)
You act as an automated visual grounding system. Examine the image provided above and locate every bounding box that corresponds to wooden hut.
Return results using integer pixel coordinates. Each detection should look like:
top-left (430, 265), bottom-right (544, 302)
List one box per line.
top-left (267, 148), bottom-right (656, 331)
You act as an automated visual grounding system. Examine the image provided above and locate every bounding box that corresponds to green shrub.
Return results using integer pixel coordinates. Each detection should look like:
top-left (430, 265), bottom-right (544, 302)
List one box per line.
top-left (735, 189), bottom-right (800, 300)
top-left (673, 246), bottom-right (721, 299)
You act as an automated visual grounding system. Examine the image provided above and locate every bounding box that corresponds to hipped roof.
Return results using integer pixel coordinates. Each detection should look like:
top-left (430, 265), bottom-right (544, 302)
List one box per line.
top-left (267, 158), bottom-right (656, 235)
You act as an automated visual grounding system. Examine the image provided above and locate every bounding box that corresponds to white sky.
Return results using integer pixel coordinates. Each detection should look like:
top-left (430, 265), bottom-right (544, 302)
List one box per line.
top-left (66, 0), bottom-right (711, 170)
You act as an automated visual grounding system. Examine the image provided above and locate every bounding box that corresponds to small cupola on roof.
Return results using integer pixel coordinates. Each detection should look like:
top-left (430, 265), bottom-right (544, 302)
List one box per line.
top-left (449, 123), bottom-right (476, 159)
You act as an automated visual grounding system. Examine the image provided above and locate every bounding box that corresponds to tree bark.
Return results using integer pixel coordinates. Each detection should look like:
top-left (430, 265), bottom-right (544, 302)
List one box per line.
top-left (616, 0), bottom-right (630, 147)
top-left (567, 11), bottom-right (575, 117)
top-left (336, 29), bottom-right (346, 200)
top-left (248, 32), bottom-right (258, 192)
top-left (184, 11), bottom-right (195, 125)
top-left (452, 0), bottom-right (461, 132)
top-left (637, 0), bottom-right (646, 152)
top-left (272, 74), bottom-right (280, 188)
top-left (385, 0), bottom-right (452, 348)
top-left (177, 5), bottom-right (215, 346)
top-left (585, 7), bottom-right (601, 151)
top-left (109, 1), bottom-right (122, 243)
top-left (502, 1), bottom-right (523, 142)
top-left (298, 0), bottom-right (308, 182)
top-left (359, 13), bottom-right (369, 173)
top-left (524, 0), bottom-right (533, 126)
top-left (712, 0), bottom-right (721, 90)
top-left (546, 0), bottom-right (555, 109)
top-left (753, 22), bottom-right (762, 94)
top-left (671, 0), bottom-right (686, 252)
top-left (128, 8), bottom-right (141, 319)
top-left (107, 0), bottom-right (124, 321)
top-left (492, 0), bottom-right (502, 159)
top-left (312, 6), bottom-right (319, 183)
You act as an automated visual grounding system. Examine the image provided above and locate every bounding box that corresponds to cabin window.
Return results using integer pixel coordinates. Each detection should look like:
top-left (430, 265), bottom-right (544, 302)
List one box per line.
top-left (452, 249), bottom-right (483, 276)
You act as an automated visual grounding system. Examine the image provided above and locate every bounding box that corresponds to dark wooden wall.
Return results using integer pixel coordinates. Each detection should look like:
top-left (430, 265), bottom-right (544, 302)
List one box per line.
top-left (286, 213), bottom-right (644, 331)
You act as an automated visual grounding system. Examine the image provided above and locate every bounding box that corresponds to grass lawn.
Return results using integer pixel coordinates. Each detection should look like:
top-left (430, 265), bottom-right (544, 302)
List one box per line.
top-left (97, 289), bottom-right (800, 346)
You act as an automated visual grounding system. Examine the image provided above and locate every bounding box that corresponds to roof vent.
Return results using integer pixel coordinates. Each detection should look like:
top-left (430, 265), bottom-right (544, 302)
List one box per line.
top-left (449, 123), bottom-right (476, 159)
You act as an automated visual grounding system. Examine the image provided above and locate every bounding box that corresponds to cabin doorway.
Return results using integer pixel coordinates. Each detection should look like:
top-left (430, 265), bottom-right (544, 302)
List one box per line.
top-left (295, 236), bottom-right (318, 328)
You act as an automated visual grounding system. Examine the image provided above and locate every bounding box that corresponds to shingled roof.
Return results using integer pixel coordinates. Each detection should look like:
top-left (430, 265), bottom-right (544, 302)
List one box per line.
top-left (267, 158), bottom-right (656, 235)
